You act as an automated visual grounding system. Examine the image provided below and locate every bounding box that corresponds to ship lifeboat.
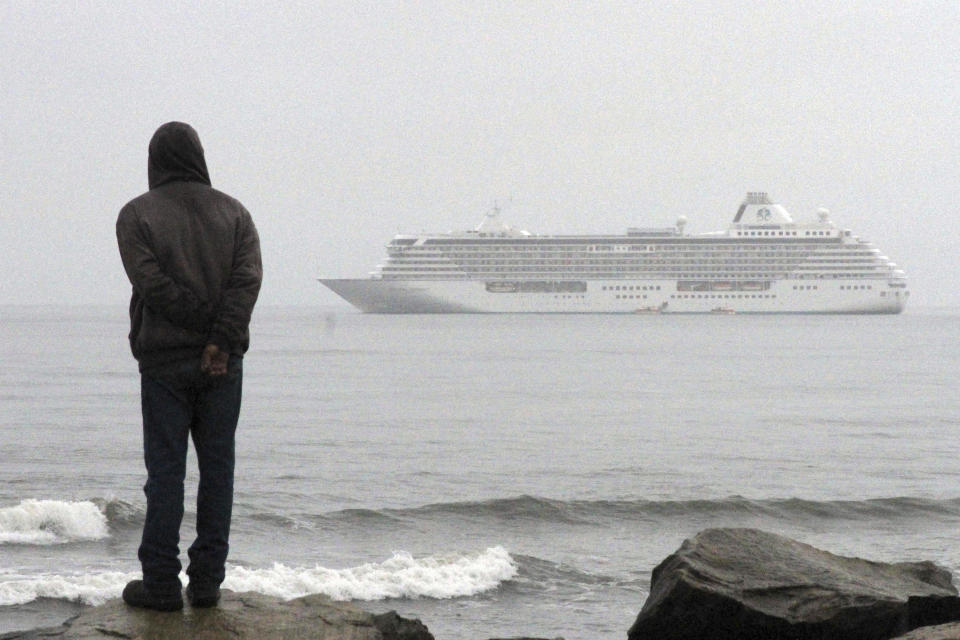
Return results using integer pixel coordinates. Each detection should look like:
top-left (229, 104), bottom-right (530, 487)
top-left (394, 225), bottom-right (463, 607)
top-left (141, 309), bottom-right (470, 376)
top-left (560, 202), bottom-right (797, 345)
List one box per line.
top-left (485, 281), bottom-right (519, 293)
top-left (636, 302), bottom-right (668, 314)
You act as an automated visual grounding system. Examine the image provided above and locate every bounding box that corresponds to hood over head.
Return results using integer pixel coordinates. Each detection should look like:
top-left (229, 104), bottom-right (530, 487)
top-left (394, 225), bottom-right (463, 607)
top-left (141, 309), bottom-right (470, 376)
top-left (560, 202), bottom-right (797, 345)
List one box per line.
top-left (148, 122), bottom-right (212, 189)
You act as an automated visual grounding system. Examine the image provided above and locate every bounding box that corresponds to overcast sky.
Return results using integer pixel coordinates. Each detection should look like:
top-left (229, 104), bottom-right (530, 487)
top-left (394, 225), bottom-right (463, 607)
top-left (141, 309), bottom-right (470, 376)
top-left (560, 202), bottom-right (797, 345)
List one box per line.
top-left (2, 1), bottom-right (957, 308)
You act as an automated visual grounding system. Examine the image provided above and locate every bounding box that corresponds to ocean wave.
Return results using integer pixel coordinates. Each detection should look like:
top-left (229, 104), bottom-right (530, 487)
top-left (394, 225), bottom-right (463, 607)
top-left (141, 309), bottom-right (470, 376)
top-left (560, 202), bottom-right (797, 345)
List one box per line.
top-left (511, 553), bottom-right (615, 587)
top-left (324, 508), bottom-right (405, 525)
top-left (247, 511), bottom-right (317, 531)
top-left (89, 498), bottom-right (143, 528)
top-left (406, 495), bottom-right (593, 524)
top-left (20, 493), bottom-right (950, 547)
top-left (224, 546), bottom-right (517, 601)
top-left (0, 571), bottom-right (137, 606)
top-left (0, 500), bottom-right (109, 545)
top-left (323, 495), bottom-right (960, 528)
top-left (0, 547), bottom-right (518, 606)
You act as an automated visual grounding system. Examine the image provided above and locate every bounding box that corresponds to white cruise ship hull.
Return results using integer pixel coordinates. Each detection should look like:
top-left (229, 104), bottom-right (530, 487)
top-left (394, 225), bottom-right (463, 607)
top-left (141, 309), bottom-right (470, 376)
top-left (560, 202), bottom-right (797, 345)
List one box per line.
top-left (320, 278), bottom-right (906, 314)
top-left (320, 193), bottom-right (908, 314)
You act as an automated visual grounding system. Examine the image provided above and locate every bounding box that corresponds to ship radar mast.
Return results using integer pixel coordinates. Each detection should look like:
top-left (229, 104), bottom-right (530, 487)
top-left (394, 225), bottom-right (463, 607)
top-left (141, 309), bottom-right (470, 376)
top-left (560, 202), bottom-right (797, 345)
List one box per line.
top-left (473, 200), bottom-right (529, 237)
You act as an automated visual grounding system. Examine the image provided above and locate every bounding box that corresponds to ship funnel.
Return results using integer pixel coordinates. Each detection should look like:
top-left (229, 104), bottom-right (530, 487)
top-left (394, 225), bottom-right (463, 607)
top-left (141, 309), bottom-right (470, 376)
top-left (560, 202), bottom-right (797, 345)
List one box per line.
top-left (733, 191), bottom-right (794, 224)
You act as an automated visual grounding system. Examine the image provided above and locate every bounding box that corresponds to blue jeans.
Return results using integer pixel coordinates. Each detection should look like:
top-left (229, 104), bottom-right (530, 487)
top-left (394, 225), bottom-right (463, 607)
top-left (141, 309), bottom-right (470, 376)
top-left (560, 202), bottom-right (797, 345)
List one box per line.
top-left (138, 356), bottom-right (242, 594)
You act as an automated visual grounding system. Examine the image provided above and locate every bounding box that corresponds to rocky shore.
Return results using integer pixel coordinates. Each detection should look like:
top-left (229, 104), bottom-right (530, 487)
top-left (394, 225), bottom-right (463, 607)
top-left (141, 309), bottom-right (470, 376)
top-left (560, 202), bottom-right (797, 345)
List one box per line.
top-left (0, 591), bottom-right (433, 640)
top-left (630, 528), bottom-right (960, 640)
top-left (5, 529), bottom-right (960, 640)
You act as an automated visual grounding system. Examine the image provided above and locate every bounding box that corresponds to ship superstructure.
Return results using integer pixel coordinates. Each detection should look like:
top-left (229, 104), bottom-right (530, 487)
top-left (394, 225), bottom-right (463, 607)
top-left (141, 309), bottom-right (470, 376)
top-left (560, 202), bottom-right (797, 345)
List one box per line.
top-left (320, 193), bottom-right (908, 313)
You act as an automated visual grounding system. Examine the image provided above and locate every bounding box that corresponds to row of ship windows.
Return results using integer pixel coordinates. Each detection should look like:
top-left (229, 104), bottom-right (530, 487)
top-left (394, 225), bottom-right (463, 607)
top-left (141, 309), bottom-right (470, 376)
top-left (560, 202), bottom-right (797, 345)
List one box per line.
top-left (615, 294), bottom-right (651, 299)
top-left (393, 253), bottom-right (879, 262)
top-left (400, 246), bottom-right (849, 257)
top-left (432, 246), bottom-right (846, 253)
top-left (620, 285), bottom-right (873, 299)
top-left (418, 250), bottom-right (854, 259)
top-left (384, 274), bottom-right (885, 283)
top-left (386, 262), bottom-right (883, 271)
top-left (671, 294), bottom-right (777, 299)
top-left (392, 254), bottom-right (881, 263)
top-left (389, 266), bottom-right (882, 276)
top-left (735, 230), bottom-right (833, 237)
top-left (789, 284), bottom-right (874, 290)
top-left (382, 273), bottom-right (892, 284)
top-left (417, 257), bottom-right (881, 264)
top-left (383, 269), bottom-right (885, 278)
top-left (416, 241), bottom-right (843, 251)
top-left (601, 285), bottom-right (662, 291)
top-left (393, 255), bottom-right (881, 264)
top-left (378, 274), bottom-right (886, 282)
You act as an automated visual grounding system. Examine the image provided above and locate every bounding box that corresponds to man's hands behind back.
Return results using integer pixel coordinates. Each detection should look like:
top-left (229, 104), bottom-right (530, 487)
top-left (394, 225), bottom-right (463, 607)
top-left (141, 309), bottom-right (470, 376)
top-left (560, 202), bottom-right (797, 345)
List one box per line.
top-left (200, 344), bottom-right (228, 377)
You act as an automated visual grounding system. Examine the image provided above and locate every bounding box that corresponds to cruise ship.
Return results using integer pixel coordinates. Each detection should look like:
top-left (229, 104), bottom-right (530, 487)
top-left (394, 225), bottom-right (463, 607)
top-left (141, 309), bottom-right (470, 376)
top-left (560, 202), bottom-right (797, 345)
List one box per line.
top-left (320, 193), bottom-right (908, 313)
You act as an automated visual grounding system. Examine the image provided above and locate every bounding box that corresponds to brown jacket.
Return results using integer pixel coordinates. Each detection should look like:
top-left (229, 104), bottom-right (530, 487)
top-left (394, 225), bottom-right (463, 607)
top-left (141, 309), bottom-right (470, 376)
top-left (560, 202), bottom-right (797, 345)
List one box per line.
top-left (117, 122), bottom-right (262, 369)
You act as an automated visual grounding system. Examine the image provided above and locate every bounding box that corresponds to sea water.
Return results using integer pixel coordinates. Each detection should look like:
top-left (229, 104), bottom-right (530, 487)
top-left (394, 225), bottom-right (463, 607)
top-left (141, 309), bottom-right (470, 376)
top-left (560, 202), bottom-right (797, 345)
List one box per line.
top-left (1, 305), bottom-right (959, 639)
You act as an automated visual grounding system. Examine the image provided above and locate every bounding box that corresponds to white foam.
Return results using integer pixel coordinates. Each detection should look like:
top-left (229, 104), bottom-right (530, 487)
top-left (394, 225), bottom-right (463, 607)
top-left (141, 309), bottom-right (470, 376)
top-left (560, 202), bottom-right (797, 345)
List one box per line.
top-left (0, 571), bottom-right (138, 606)
top-left (0, 547), bottom-right (518, 606)
top-left (0, 500), bottom-right (109, 545)
top-left (224, 546), bottom-right (518, 601)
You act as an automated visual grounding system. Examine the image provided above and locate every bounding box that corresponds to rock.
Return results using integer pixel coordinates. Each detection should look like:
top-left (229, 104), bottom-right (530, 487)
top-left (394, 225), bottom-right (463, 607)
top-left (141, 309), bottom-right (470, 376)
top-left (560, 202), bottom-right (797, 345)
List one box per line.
top-left (892, 622), bottom-right (960, 639)
top-left (629, 528), bottom-right (960, 640)
top-left (0, 590), bottom-right (433, 640)
top-left (370, 611), bottom-right (434, 640)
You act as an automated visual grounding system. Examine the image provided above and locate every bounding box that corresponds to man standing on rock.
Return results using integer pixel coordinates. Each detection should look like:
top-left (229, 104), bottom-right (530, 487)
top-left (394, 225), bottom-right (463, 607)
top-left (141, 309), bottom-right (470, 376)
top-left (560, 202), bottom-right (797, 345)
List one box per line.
top-left (116, 122), bottom-right (262, 611)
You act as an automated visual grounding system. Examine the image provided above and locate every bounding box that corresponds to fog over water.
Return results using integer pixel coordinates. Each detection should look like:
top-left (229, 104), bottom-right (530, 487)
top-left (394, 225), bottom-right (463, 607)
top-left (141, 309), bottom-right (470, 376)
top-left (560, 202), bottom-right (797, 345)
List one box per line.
top-left (1, 2), bottom-right (957, 308)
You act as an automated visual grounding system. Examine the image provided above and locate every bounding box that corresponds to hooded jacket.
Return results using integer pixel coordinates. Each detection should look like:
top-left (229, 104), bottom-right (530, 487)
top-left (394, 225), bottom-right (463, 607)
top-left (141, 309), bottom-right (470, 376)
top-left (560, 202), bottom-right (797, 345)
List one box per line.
top-left (117, 122), bottom-right (262, 370)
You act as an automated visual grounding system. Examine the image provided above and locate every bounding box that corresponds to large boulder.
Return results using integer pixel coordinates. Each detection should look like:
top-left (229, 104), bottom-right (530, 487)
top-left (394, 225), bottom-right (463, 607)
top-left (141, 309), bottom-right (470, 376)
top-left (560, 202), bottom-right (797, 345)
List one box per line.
top-left (0, 590), bottom-right (433, 640)
top-left (629, 528), bottom-right (960, 640)
top-left (892, 622), bottom-right (960, 639)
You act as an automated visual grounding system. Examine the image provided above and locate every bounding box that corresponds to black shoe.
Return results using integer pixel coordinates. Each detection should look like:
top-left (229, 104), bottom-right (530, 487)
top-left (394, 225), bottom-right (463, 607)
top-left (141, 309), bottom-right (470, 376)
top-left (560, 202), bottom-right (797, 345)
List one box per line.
top-left (186, 582), bottom-right (221, 608)
top-left (122, 580), bottom-right (183, 611)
